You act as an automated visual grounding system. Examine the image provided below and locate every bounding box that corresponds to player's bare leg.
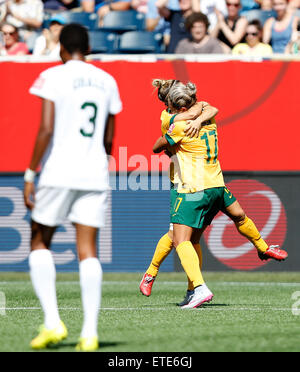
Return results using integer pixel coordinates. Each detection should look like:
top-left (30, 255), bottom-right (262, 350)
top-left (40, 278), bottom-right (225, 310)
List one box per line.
top-left (223, 200), bottom-right (288, 261)
top-left (29, 222), bottom-right (67, 349)
top-left (75, 223), bottom-right (102, 352)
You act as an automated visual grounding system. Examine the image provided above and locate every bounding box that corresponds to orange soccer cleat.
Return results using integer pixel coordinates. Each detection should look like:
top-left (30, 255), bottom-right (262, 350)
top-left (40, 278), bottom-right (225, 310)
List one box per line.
top-left (258, 245), bottom-right (288, 262)
top-left (139, 273), bottom-right (156, 297)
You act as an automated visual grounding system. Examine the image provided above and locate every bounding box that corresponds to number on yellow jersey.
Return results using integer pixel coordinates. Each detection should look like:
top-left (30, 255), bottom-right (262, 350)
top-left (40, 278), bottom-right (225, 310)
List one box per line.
top-left (200, 129), bottom-right (218, 164)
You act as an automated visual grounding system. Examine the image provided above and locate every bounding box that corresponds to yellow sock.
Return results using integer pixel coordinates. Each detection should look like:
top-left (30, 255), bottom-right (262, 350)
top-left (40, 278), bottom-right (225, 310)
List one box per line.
top-left (176, 241), bottom-right (204, 288)
top-left (146, 233), bottom-right (173, 277)
top-left (187, 243), bottom-right (203, 291)
top-left (235, 216), bottom-right (268, 253)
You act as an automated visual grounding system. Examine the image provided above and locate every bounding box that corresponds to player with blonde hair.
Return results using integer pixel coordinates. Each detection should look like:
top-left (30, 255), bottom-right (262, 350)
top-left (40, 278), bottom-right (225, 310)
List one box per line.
top-left (140, 79), bottom-right (288, 307)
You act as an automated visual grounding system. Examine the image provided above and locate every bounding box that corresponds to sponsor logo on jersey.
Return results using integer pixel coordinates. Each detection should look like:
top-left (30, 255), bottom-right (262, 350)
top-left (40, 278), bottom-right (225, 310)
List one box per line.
top-left (168, 123), bottom-right (175, 134)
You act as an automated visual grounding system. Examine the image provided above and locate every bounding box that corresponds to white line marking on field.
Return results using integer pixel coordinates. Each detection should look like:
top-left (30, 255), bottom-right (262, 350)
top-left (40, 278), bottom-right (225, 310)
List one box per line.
top-left (0, 306), bottom-right (294, 312)
top-left (0, 281), bottom-right (300, 287)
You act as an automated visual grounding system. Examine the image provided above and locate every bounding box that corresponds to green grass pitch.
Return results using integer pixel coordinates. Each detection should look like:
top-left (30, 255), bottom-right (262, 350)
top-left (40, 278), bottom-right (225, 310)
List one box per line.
top-left (0, 272), bottom-right (300, 352)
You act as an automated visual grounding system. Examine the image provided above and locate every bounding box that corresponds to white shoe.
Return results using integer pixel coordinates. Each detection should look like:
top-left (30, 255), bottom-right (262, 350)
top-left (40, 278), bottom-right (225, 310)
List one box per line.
top-left (181, 284), bottom-right (213, 309)
top-left (177, 290), bottom-right (194, 307)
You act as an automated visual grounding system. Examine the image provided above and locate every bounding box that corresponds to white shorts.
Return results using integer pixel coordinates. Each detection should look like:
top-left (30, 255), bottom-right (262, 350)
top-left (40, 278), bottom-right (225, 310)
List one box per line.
top-left (32, 187), bottom-right (108, 228)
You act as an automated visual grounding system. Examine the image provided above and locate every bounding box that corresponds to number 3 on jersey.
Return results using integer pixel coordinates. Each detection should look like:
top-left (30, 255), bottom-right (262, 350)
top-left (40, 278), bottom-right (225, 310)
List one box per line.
top-left (80, 102), bottom-right (98, 137)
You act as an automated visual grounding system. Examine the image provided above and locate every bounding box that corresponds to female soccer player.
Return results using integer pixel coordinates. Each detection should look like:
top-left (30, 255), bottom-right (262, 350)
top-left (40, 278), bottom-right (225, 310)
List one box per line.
top-left (24, 24), bottom-right (122, 350)
top-left (140, 79), bottom-right (288, 308)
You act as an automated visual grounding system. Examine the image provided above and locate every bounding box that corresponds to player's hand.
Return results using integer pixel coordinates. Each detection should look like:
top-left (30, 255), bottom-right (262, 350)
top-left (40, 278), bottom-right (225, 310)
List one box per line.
top-left (23, 181), bottom-right (35, 210)
top-left (184, 120), bottom-right (201, 138)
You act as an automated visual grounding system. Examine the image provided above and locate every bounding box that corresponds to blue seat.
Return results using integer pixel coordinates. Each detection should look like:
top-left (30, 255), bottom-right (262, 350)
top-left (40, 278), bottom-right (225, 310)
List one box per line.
top-left (116, 31), bottom-right (164, 54)
top-left (88, 31), bottom-right (118, 53)
top-left (243, 9), bottom-right (276, 25)
top-left (43, 12), bottom-right (98, 30)
top-left (100, 10), bottom-right (145, 33)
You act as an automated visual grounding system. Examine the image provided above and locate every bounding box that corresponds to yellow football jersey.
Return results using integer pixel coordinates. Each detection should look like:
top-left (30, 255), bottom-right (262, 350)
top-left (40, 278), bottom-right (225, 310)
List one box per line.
top-left (165, 118), bottom-right (225, 193)
top-left (161, 109), bottom-right (173, 136)
top-left (160, 110), bottom-right (176, 183)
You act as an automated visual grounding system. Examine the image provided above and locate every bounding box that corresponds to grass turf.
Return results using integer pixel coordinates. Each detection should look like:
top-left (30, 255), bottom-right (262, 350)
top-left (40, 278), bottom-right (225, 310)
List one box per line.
top-left (0, 272), bottom-right (300, 352)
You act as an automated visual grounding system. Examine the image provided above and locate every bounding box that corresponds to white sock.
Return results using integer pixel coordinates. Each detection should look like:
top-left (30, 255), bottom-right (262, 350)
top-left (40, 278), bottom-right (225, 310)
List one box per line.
top-left (29, 249), bottom-right (61, 330)
top-left (79, 257), bottom-right (103, 338)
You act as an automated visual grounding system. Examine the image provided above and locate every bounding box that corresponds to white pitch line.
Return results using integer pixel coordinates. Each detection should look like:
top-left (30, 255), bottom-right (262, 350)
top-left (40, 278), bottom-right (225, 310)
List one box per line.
top-left (0, 281), bottom-right (300, 287)
top-left (0, 306), bottom-right (294, 312)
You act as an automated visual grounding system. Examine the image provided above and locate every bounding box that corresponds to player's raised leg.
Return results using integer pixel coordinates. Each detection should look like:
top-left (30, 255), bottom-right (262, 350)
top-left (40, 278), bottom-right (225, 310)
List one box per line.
top-left (75, 223), bottom-right (102, 352)
top-left (224, 199), bottom-right (288, 261)
top-left (29, 222), bottom-right (68, 349)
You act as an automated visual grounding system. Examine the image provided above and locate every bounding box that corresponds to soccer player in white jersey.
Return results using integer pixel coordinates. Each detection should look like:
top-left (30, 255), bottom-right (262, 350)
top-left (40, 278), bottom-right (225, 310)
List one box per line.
top-left (23, 24), bottom-right (122, 351)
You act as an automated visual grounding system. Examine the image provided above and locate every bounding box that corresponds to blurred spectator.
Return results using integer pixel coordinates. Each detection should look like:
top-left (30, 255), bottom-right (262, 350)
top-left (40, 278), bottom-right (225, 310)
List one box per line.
top-left (286, 18), bottom-right (300, 52)
top-left (191, 0), bottom-right (228, 30)
top-left (3, 0), bottom-right (44, 50)
top-left (263, 0), bottom-right (298, 53)
top-left (0, 22), bottom-right (29, 55)
top-left (81, 0), bottom-right (131, 27)
top-left (32, 14), bottom-right (65, 57)
top-left (0, 2), bottom-right (6, 24)
top-left (288, 0), bottom-right (300, 11)
top-left (157, 0), bottom-right (198, 52)
top-left (175, 12), bottom-right (227, 53)
top-left (211, 0), bottom-right (248, 48)
top-left (144, 0), bottom-right (172, 48)
top-left (131, 0), bottom-right (148, 13)
top-left (232, 19), bottom-right (273, 54)
top-left (255, 0), bottom-right (272, 8)
top-left (42, 0), bottom-right (79, 12)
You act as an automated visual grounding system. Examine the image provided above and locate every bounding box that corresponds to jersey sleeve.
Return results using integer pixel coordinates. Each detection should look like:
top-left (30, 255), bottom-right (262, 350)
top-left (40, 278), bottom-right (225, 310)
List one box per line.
top-left (108, 77), bottom-right (122, 115)
top-left (165, 119), bottom-right (186, 146)
top-left (29, 69), bottom-right (57, 102)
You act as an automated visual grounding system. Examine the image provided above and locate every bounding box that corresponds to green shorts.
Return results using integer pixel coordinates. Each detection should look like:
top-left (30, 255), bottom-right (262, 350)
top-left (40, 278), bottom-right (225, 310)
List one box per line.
top-left (171, 186), bottom-right (236, 229)
top-left (170, 186), bottom-right (177, 211)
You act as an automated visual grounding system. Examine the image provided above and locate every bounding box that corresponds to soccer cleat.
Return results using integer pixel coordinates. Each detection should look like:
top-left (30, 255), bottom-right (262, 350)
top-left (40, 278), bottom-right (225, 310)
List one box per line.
top-left (258, 245), bottom-right (288, 262)
top-left (75, 336), bottom-right (99, 352)
top-left (30, 320), bottom-right (68, 349)
top-left (139, 273), bottom-right (156, 297)
top-left (177, 290), bottom-right (194, 307)
top-left (181, 284), bottom-right (213, 309)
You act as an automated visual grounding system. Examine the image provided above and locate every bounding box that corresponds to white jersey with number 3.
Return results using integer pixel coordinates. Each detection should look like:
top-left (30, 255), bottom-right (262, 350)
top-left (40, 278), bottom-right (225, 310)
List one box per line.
top-left (29, 60), bottom-right (122, 191)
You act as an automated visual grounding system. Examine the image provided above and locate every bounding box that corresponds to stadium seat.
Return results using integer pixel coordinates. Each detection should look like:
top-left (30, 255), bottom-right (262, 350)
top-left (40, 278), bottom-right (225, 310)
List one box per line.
top-left (88, 30), bottom-right (118, 53)
top-left (116, 31), bottom-right (164, 54)
top-left (243, 9), bottom-right (276, 25)
top-left (43, 12), bottom-right (98, 30)
top-left (100, 10), bottom-right (145, 33)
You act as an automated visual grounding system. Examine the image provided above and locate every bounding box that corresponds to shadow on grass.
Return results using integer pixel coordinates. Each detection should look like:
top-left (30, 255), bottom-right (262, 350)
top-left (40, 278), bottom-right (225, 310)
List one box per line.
top-left (168, 302), bottom-right (230, 307)
top-left (45, 340), bottom-right (125, 351)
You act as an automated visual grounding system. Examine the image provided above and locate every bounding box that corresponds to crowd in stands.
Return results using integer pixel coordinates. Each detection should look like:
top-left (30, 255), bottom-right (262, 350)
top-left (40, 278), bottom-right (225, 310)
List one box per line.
top-left (0, 0), bottom-right (299, 56)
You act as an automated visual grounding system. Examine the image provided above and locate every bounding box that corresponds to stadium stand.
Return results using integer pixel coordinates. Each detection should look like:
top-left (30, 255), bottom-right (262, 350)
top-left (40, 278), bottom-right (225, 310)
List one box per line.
top-left (100, 10), bottom-right (146, 33)
top-left (116, 31), bottom-right (164, 53)
top-left (43, 11), bottom-right (98, 30)
top-left (88, 30), bottom-right (118, 53)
